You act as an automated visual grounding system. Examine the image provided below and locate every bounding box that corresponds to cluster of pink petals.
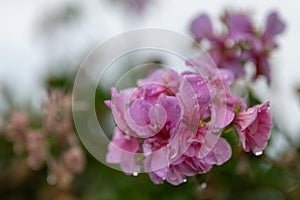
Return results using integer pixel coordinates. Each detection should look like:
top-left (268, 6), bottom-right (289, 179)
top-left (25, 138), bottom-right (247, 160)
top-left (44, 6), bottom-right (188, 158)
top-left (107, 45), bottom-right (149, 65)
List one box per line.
top-left (5, 91), bottom-right (86, 189)
top-left (105, 67), bottom-right (273, 185)
top-left (234, 102), bottom-right (273, 155)
top-left (190, 11), bottom-right (285, 83)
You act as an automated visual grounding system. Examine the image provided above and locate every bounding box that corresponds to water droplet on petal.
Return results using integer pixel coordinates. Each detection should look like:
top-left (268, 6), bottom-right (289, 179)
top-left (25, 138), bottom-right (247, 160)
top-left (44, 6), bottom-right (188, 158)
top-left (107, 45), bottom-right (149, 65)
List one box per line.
top-left (255, 151), bottom-right (263, 156)
top-left (162, 178), bottom-right (166, 180)
top-left (200, 182), bottom-right (207, 190)
top-left (133, 172), bottom-right (138, 176)
top-left (183, 179), bottom-right (187, 183)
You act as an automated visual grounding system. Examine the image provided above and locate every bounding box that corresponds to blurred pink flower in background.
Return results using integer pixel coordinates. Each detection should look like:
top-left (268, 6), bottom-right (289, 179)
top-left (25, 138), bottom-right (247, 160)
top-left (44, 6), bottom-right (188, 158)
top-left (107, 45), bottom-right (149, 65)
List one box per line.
top-left (190, 11), bottom-right (285, 83)
top-left (4, 90), bottom-right (86, 189)
top-left (63, 146), bottom-right (86, 174)
top-left (26, 131), bottom-right (48, 170)
top-left (6, 112), bottom-right (30, 153)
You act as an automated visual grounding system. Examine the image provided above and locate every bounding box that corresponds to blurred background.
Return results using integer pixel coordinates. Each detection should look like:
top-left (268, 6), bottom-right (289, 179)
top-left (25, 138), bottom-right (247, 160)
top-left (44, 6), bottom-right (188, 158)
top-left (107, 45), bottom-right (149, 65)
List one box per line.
top-left (1, 0), bottom-right (300, 199)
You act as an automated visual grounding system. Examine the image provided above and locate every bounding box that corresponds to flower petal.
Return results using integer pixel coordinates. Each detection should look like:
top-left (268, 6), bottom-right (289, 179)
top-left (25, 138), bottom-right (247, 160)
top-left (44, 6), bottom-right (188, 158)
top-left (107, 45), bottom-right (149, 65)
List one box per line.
top-left (191, 14), bottom-right (214, 40)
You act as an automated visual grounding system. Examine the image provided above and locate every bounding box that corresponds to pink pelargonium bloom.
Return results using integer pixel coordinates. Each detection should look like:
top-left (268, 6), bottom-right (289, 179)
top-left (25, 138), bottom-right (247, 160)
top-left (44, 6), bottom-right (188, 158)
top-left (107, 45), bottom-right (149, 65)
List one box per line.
top-left (105, 68), bottom-right (237, 185)
top-left (190, 14), bottom-right (214, 40)
top-left (190, 11), bottom-right (285, 84)
top-left (137, 68), bottom-right (182, 94)
top-left (263, 11), bottom-right (286, 43)
top-left (105, 69), bottom-right (199, 175)
top-left (145, 127), bottom-right (232, 185)
top-left (185, 59), bottom-right (246, 130)
top-left (224, 12), bottom-right (254, 40)
top-left (106, 127), bottom-right (141, 174)
top-left (106, 83), bottom-right (182, 138)
top-left (233, 101), bottom-right (273, 155)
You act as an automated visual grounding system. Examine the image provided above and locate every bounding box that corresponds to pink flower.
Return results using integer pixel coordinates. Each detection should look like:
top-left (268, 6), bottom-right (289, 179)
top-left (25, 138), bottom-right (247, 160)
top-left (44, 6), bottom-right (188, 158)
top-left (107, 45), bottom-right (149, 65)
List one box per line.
top-left (103, 12), bottom-right (278, 185)
top-left (190, 14), bottom-right (214, 40)
top-left (144, 127), bottom-right (232, 185)
top-left (105, 68), bottom-right (235, 185)
top-left (48, 161), bottom-right (74, 189)
top-left (106, 128), bottom-right (141, 174)
top-left (7, 112), bottom-right (30, 153)
top-left (263, 11), bottom-right (286, 43)
top-left (26, 131), bottom-right (48, 170)
top-left (224, 12), bottom-right (253, 40)
top-left (190, 11), bottom-right (285, 83)
top-left (63, 146), bottom-right (86, 174)
top-left (185, 60), bottom-right (246, 129)
top-left (233, 101), bottom-right (273, 154)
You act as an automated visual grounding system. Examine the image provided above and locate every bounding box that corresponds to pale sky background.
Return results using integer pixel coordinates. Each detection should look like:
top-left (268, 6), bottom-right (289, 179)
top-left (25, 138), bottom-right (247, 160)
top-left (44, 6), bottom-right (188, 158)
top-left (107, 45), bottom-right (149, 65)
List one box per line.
top-left (0, 0), bottom-right (300, 151)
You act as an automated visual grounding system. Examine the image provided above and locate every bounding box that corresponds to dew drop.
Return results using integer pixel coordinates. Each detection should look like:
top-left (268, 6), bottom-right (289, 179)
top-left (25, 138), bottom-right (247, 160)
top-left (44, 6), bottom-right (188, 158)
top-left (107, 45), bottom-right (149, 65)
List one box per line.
top-left (132, 172), bottom-right (138, 176)
top-left (183, 179), bottom-right (187, 183)
top-left (200, 182), bottom-right (207, 190)
top-left (162, 178), bottom-right (166, 180)
top-left (255, 151), bottom-right (263, 156)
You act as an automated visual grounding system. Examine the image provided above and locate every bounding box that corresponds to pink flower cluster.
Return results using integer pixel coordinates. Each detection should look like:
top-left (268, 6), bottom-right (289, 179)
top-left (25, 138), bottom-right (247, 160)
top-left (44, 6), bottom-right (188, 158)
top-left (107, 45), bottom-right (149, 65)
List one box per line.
top-left (190, 11), bottom-right (285, 83)
top-left (5, 90), bottom-right (86, 189)
top-left (105, 66), bottom-right (273, 185)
